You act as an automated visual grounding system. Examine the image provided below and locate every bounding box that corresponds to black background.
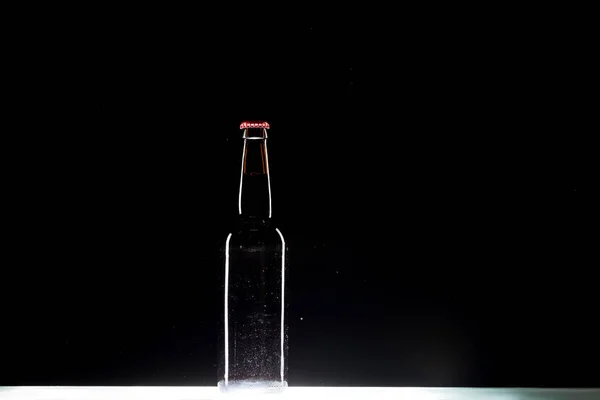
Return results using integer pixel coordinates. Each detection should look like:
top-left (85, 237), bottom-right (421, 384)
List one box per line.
top-left (1, 6), bottom-right (591, 388)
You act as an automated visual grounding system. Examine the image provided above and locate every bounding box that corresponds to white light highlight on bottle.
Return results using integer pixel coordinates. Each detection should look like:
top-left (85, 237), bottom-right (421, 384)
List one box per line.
top-left (224, 232), bottom-right (233, 386)
top-left (264, 128), bottom-right (273, 218)
top-left (275, 227), bottom-right (285, 383)
top-left (238, 134), bottom-right (247, 215)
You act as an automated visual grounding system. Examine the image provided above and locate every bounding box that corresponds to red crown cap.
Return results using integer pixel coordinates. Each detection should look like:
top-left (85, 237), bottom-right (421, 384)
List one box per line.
top-left (240, 121), bottom-right (270, 129)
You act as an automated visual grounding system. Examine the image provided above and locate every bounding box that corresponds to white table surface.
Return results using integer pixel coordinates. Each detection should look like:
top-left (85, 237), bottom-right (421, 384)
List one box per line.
top-left (0, 386), bottom-right (599, 400)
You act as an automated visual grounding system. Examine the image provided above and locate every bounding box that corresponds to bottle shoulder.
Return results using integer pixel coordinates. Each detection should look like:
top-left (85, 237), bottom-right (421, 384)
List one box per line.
top-left (226, 222), bottom-right (284, 245)
top-left (228, 226), bottom-right (283, 238)
top-left (229, 217), bottom-right (282, 232)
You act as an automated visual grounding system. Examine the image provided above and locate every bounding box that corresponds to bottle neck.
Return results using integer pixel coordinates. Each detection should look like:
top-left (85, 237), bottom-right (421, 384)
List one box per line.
top-left (238, 128), bottom-right (272, 220)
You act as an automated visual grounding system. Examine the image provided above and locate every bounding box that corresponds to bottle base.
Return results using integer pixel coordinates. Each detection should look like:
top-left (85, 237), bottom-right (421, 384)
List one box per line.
top-left (218, 379), bottom-right (288, 394)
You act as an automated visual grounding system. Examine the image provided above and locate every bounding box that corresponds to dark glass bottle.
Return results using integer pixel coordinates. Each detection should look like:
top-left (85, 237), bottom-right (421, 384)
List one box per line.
top-left (218, 121), bottom-right (288, 393)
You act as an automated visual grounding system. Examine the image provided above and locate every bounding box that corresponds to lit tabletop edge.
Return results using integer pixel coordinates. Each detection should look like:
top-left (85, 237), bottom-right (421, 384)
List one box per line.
top-left (0, 386), bottom-right (599, 400)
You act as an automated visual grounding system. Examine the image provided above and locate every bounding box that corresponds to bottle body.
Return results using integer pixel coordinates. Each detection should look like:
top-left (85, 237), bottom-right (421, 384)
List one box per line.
top-left (218, 218), bottom-right (288, 392)
top-left (218, 122), bottom-right (288, 392)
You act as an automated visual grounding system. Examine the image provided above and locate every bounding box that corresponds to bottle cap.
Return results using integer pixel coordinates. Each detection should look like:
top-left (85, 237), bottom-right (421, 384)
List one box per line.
top-left (240, 121), bottom-right (270, 129)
